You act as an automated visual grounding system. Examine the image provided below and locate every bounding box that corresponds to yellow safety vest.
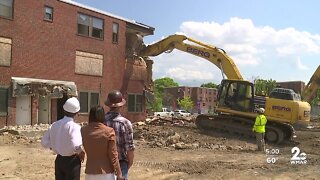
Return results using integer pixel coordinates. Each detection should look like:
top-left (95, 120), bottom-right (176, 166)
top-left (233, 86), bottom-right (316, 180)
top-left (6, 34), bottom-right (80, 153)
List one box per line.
top-left (253, 114), bottom-right (267, 133)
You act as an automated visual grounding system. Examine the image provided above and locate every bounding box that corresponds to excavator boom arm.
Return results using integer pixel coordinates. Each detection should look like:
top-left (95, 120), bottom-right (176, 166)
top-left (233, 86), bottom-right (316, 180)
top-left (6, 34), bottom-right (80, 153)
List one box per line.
top-left (302, 65), bottom-right (320, 102)
top-left (139, 34), bottom-right (243, 80)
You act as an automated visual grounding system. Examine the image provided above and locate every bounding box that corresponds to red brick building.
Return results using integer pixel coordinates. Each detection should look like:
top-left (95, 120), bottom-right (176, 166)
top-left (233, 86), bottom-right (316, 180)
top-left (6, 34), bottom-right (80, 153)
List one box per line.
top-left (0, 0), bottom-right (154, 127)
top-left (276, 81), bottom-right (305, 94)
top-left (163, 86), bottom-right (218, 114)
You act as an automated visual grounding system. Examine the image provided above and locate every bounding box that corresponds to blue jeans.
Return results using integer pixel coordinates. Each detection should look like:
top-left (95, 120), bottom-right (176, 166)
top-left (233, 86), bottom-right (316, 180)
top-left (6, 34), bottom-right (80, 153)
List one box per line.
top-left (120, 160), bottom-right (128, 180)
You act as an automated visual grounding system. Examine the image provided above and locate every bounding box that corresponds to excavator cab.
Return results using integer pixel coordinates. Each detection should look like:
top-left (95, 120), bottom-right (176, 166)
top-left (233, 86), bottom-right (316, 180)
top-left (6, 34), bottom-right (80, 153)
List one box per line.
top-left (218, 79), bottom-right (255, 112)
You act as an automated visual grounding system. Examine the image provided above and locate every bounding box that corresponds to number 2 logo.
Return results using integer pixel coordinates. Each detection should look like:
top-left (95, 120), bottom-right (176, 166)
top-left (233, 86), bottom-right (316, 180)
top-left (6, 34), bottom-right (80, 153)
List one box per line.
top-left (291, 147), bottom-right (300, 160)
top-left (291, 147), bottom-right (307, 160)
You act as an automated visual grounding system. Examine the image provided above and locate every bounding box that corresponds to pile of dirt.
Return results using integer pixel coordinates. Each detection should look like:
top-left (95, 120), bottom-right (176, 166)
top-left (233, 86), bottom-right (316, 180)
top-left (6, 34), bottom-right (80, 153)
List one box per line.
top-left (0, 118), bottom-right (257, 151)
top-left (0, 124), bottom-right (50, 146)
top-left (133, 122), bottom-right (256, 151)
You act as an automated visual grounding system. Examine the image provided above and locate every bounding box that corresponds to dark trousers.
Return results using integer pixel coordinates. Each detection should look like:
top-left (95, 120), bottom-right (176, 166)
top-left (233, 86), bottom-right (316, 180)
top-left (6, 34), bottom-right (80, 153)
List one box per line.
top-left (55, 154), bottom-right (81, 180)
top-left (120, 160), bottom-right (129, 180)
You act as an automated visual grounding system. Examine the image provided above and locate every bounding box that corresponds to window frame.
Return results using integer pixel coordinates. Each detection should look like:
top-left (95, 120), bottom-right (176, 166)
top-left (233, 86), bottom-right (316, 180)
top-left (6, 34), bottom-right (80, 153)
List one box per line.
top-left (44, 5), bottom-right (53, 22)
top-left (0, 0), bottom-right (14, 20)
top-left (127, 93), bottom-right (143, 113)
top-left (77, 13), bottom-right (104, 40)
top-left (0, 87), bottom-right (9, 116)
top-left (79, 91), bottom-right (100, 113)
top-left (112, 22), bottom-right (119, 44)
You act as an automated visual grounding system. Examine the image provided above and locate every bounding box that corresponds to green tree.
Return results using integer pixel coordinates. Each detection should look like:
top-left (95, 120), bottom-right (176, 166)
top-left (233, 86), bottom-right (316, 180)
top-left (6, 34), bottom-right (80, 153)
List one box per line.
top-left (266, 79), bottom-right (277, 95)
top-left (148, 77), bottom-right (179, 112)
top-left (146, 92), bottom-right (163, 112)
top-left (178, 96), bottom-right (194, 111)
top-left (254, 78), bottom-right (277, 96)
top-left (154, 77), bottom-right (179, 94)
top-left (200, 82), bottom-right (219, 88)
top-left (310, 89), bottom-right (320, 106)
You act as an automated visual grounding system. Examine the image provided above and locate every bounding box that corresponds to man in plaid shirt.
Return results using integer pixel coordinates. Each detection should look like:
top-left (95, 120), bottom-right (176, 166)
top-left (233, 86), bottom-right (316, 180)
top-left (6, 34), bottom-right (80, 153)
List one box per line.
top-left (104, 90), bottom-right (135, 180)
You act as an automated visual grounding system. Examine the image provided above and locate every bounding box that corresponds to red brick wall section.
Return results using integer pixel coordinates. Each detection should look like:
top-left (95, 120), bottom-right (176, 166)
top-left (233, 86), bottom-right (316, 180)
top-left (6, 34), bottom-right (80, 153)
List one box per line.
top-left (124, 80), bottom-right (146, 122)
top-left (0, 116), bottom-right (6, 127)
top-left (6, 97), bottom-right (16, 127)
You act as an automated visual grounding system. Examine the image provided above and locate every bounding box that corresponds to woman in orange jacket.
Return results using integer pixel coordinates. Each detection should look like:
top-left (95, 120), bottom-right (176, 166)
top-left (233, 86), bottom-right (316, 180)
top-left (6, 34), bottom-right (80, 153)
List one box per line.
top-left (81, 105), bottom-right (124, 180)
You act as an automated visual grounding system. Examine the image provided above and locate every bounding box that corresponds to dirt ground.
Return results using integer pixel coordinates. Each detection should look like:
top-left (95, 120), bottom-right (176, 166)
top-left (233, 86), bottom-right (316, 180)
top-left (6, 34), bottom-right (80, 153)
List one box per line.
top-left (1, 119), bottom-right (320, 180)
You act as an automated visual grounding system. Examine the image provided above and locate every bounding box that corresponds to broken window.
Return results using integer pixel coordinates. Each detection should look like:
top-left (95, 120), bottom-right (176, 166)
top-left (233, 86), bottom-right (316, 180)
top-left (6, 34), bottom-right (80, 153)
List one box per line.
top-left (0, 37), bottom-right (12, 66)
top-left (78, 14), bottom-right (89, 36)
top-left (128, 94), bottom-right (143, 112)
top-left (79, 91), bottom-right (99, 113)
top-left (112, 23), bottom-right (119, 43)
top-left (0, 88), bottom-right (8, 115)
top-left (77, 13), bottom-right (103, 39)
top-left (44, 6), bottom-right (53, 21)
top-left (0, 0), bottom-right (13, 19)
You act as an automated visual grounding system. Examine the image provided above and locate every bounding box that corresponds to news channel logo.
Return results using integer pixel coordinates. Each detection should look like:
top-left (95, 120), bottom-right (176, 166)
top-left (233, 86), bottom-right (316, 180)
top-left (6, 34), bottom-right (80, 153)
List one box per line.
top-left (290, 147), bottom-right (307, 164)
top-left (266, 147), bottom-right (307, 164)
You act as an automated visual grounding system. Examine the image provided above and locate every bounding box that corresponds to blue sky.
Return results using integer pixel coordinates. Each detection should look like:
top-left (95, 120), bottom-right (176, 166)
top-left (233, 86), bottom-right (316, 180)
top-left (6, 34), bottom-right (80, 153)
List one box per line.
top-left (75, 0), bottom-right (320, 86)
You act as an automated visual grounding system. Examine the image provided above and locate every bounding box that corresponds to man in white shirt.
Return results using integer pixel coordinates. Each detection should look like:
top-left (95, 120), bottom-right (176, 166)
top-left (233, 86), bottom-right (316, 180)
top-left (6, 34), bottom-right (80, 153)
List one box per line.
top-left (41, 97), bottom-right (85, 180)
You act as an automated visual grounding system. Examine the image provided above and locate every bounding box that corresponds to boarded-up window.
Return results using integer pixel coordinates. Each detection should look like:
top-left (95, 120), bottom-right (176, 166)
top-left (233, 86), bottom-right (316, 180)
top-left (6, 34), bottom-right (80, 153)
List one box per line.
top-left (0, 37), bottom-right (12, 66)
top-left (128, 94), bottom-right (143, 112)
top-left (75, 51), bottom-right (103, 76)
top-left (0, 0), bottom-right (13, 19)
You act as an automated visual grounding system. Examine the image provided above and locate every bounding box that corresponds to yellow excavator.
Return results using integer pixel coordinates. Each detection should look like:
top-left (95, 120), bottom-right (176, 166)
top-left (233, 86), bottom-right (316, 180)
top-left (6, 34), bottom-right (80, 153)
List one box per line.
top-left (137, 34), bottom-right (311, 143)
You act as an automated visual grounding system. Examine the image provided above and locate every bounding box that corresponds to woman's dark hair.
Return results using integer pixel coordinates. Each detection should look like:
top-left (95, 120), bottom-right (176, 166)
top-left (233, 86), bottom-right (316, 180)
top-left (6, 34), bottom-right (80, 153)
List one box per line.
top-left (89, 105), bottom-right (105, 123)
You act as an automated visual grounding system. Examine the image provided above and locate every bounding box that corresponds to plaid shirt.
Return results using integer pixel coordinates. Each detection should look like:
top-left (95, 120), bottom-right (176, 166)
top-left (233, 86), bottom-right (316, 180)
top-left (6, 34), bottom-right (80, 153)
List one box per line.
top-left (104, 111), bottom-right (135, 161)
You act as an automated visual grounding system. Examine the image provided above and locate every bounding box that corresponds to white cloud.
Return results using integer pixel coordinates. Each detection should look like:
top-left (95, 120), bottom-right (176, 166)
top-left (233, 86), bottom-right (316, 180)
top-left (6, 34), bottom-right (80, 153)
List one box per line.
top-left (296, 57), bottom-right (308, 70)
top-left (152, 51), bottom-right (222, 85)
top-left (166, 67), bottom-right (214, 81)
top-left (180, 17), bottom-right (320, 59)
top-left (150, 17), bottom-right (320, 85)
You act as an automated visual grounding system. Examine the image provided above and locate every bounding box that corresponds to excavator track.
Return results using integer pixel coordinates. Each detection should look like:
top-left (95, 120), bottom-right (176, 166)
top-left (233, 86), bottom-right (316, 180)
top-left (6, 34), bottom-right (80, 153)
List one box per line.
top-left (195, 114), bottom-right (294, 144)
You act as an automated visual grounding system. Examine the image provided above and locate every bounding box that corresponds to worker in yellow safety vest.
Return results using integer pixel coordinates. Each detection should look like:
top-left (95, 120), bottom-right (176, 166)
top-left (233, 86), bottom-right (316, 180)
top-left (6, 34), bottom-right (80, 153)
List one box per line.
top-left (252, 108), bottom-right (267, 151)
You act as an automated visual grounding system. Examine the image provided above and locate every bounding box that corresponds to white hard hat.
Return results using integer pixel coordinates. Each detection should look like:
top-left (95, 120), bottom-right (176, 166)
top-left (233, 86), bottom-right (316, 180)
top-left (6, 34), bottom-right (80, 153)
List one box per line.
top-left (63, 97), bottom-right (80, 113)
top-left (259, 108), bottom-right (265, 114)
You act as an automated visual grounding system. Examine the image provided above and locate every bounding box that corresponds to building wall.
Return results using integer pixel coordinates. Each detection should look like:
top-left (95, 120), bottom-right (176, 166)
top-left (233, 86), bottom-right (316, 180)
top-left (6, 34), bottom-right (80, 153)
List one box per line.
top-left (163, 86), bottom-right (218, 114)
top-left (277, 81), bottom-right (306, 94)
top-left (0, 0), bottom-right (151, 127)
top-left (192, 87), bottom-right (218, 114)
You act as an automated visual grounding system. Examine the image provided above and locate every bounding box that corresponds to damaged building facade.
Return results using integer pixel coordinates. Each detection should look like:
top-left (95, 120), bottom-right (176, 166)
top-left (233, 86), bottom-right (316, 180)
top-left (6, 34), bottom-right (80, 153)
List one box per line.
top-left (0, 0), bottom-right (154, 127)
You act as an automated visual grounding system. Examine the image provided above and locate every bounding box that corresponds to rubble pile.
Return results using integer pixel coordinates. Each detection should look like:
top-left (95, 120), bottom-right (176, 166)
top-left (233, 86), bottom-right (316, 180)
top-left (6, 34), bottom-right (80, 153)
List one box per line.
top-left (0, 124), bottom-right (50, 145)
top-left (144, 116), bottom-right (195, 126)
top-left (133, 121), bottom-right (252, 151)
top-left (0, 116), bottom-right (254, 151)
top-left (1, 124), bottom-right (50, 131)
top-left (0, 124), bottom-right (49, 135)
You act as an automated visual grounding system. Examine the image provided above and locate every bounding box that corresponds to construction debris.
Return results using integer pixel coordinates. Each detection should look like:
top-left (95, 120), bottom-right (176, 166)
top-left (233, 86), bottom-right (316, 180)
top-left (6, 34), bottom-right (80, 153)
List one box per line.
top-left (133, 115), bottom-right (255, 151)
